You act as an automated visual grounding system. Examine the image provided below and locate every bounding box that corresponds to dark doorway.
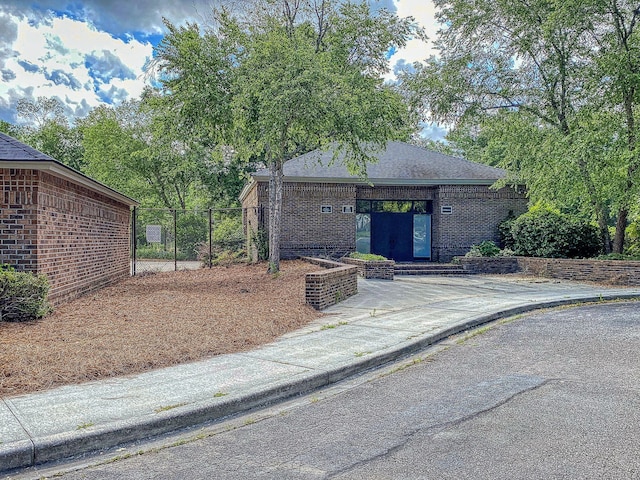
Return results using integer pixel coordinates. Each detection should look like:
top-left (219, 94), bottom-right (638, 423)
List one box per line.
top-left (370, 212), bottom-right (414, 262)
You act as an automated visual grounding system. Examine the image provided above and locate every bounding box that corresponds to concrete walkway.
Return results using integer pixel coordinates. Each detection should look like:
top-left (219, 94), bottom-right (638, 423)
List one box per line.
top-left (2, 275), bottom-right (640, 473)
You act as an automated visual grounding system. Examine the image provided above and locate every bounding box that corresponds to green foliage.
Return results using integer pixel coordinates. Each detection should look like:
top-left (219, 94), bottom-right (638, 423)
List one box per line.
top-left (401, 0), bottom-right (640, 254)
top-left (464, 241), bottom-right (502, 258)
top-left (508, 209), bottom-right (601, 258)
top-left (0, 267), bottom-right (51, 322)
top-left (498, 212), bottom-right (517, 250)
top-left (595, 253), bottom-right (640, 261)
top-left (625, 220), bottom-right (640, 257)
top-left (212, 216), bottom-right (244, 251)
top-left (250, 228), bottom-right (269, 262)
top-left (135, 245), bottom-right (190, 261)
top-left (348, 252), bottom-right (388, 261)
top-left (176, 213), bottom-right (208, 260)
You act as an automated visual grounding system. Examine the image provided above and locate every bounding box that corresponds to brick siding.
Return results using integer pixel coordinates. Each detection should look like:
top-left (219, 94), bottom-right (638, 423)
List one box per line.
top-left (434, 186), bottom-right (527, 262)
top-left (242, 181), bottom-right (527, 263)
top-left (1, 168), bottom-right (132, 305)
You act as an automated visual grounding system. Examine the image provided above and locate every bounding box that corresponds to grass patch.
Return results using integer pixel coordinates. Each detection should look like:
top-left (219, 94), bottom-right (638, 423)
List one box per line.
top-left (348, 252), bottom-right (388, 261)
top-left (155, 403), bottom-right (187, 413)
top-left (76, 422), bottom-right (94, 430)
top-left (455, 325), bottom-right (493, 345)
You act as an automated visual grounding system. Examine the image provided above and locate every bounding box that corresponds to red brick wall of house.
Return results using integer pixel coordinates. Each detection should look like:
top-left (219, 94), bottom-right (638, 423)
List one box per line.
top-left (242, 181), bottom-right (527, 262)
top-left (243, 181), bottom-right (357, 260)
top-left (1, 168), bottom-right (132, 305)
top-left (0, 169), bottom-right (39, 272)
top-left (434, 186), bottom-right (527, 262)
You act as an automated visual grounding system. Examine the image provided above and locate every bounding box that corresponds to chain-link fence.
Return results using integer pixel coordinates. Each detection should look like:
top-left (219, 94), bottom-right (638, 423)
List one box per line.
top-left (131, 207), bottom-right (250, 275)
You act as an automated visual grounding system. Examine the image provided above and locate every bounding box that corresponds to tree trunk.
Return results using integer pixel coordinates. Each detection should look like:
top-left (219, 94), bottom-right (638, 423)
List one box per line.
top-left (267, 158), bottom-right (284, 273)
top-left (613, 206), bottom-right (629, 254)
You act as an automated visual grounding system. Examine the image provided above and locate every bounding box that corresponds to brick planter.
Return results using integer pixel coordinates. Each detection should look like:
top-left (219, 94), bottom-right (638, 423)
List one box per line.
top-left (301, 257), bottom-right (358, 310)
top-left (340, 257), bottom-right (395, 280)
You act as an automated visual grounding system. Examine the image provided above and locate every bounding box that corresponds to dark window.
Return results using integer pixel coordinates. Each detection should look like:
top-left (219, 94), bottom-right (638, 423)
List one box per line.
top-left (356, 200), bottom-right (371, 213)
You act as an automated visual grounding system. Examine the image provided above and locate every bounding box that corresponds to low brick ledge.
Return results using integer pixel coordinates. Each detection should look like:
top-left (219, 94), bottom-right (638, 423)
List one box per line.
top-left (339, 257), bottom-right (395, 280)
top-left (300, 257), bottom-right (358, 310)
top-left (457, 256), bottom-right (640, 286)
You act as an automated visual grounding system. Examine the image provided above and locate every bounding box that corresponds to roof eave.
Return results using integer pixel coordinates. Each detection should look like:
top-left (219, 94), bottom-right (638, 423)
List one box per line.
top-left (239, 177), bottom-right (256, 202)
top-left (249, 175), bottom-right (500, 186)
top-left (0, 160), bottom-right (138, 206)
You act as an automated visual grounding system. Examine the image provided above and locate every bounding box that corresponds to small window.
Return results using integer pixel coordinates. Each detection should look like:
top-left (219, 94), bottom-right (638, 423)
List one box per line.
top-left (342, 205), bottom-right (354, 214)
top-left (441, 205), bottom-right (453, 215)
top-left (321, 205), bottom-right (333, 213)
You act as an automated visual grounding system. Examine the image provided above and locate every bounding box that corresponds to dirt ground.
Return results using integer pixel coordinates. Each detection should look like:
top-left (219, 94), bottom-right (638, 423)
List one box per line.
top-left (0, 260), bottom-right (323, 398)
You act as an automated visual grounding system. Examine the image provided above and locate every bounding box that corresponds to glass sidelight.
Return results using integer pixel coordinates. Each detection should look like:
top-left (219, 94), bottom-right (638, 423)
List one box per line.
top-left (413, 214), bottom-right (431, 259)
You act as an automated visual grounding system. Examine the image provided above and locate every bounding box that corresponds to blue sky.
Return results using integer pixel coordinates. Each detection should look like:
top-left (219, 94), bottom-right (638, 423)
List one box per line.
top-left (0, 0), bottom-right (446, 139)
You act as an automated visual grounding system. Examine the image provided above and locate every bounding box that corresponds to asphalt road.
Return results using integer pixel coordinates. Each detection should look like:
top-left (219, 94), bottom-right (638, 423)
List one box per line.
top-left (12, 301), bottom-right (640, 480)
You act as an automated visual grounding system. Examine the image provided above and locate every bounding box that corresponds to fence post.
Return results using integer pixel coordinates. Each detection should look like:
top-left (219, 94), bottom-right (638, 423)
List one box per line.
top-left (173, 209), bottom-right (178, 272)
top-left (208, 209), bottom-right (213, 269)
top-left (131, 206), bottom-right (137, 276)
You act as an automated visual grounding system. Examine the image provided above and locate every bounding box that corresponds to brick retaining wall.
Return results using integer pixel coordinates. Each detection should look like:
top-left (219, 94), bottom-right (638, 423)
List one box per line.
top-left (301, 257), bottom-right (358, 310)
top-left (340, 257), bottom-right (395, 280)
top-left (458, 256), bottom-right (640, 286)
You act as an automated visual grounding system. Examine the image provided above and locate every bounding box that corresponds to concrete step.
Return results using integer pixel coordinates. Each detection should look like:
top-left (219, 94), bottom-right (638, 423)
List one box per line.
top-left (394, 263), bottom-right (468, 276)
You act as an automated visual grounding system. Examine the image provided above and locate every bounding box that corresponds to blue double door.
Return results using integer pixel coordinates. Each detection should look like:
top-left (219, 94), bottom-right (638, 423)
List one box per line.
top-left (370, 212), bottom-right (431, 262)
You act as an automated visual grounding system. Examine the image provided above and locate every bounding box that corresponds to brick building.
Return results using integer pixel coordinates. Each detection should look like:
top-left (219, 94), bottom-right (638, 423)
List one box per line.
top-left (240, 141), bottom-right (527, 263)
top-left (0, 133), bottom-right (136, 304)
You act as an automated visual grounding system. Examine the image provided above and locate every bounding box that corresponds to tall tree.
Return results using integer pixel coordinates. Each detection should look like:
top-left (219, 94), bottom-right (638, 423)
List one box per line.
top-left (16, 96), bottom-right (85, 171)
top-left (152, 1), bottom-right (423, 272)
top-left (401, 0), bottom-right (640, 254)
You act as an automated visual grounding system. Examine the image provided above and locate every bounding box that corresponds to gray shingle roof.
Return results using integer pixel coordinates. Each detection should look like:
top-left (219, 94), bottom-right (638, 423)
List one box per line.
top-left (252, 141), bottom-right (505, 184)
top-left (0, 132), bottom-right (137, 206)
top-left (0, 132), bottom-right (56, 161)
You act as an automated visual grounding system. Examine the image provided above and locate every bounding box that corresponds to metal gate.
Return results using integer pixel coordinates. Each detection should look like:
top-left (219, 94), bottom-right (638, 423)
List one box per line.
top-left (131, 207), bottom-right (249, 275)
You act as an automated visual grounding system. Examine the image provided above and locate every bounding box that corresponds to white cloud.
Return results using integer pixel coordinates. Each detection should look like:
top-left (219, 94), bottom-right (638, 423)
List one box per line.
top-left (0, 11), bottom-right (153, 123)
top-left (391, 0), bottom-right (438, 68)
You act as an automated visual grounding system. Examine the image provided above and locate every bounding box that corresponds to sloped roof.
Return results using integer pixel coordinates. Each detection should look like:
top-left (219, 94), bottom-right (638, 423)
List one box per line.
top-left (251, 141), bottom-right (505, 185)
top-left (0, 132), bottom-right (137, 206)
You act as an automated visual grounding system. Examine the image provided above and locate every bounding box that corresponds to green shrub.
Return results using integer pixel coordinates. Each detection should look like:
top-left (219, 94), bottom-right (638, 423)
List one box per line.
top-left (135, 245), bottom-right (189, 261)
top-left (348, 252), bottom-right (388, 261)
top-left (176, 213), bottom-right (208, 260)
top-left (250, 228), bottom-right (269, 261)
top-left (509, 209), bottom-right (601, 258)
top-left (498, 212), bottom-right (517, 249)
top-left (212, 217), bottom-right (244, 251)
top-left (0, 266), bottom-right (51, 322)
top-left (625, 220), bottom-right (640, 256)
top-left (465, 240), bottom-right (502, 257)
top-left (595, 253), bottom-right (640, 261)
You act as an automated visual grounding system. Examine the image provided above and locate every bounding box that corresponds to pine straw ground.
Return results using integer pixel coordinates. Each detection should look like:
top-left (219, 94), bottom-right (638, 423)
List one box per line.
top-left (0, 260), bottom-right (324, 398)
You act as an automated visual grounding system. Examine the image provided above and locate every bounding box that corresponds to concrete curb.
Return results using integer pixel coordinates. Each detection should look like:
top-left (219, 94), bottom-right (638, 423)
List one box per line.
top-left (2, 292), bottom-right (639, 473)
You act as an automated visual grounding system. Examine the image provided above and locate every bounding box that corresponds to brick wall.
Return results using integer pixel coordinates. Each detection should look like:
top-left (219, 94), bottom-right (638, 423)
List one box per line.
top-left (243, 182), bottom-right (358, 260)
top-left (1, 168), bottom-right (132, 305)
top-left (459, 256), bottom-right (640, 286)
top-left (0, 169), bottom-right (39, 272)
top-left (243, 183), bottom-right (262, 261)
top-left (434, 186), bottom-right (527, 262)
top-left (242, 181), bottom-right (527, 263)
top-left (517, 257), bottom-right (640, 285)
top-left (457, 256), bottom-right (521, 274)
top-left (340, 257), bottom-right (395, 279)
top-left (302, 257), bottom-right (358, 310)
